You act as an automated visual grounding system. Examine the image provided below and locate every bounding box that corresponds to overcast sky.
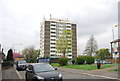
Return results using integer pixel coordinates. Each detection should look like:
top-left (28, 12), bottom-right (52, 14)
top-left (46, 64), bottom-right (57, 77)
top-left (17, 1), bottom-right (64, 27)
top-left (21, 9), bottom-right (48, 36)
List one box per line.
top-left (0, 0), bottom-right (119, 55)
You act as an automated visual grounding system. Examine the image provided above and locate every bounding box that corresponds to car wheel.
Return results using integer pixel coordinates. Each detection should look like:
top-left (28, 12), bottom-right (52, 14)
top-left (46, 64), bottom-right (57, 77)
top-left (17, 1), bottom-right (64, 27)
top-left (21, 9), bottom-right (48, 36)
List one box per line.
top-left (16, 68), bottom-right (19, 71)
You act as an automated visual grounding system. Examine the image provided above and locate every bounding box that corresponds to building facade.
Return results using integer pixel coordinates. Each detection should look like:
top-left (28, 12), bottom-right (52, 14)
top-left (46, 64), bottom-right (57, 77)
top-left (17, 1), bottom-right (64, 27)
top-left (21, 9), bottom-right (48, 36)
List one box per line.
top-left (40, 18), bottom-right (77, 59)
top-left (110, 39), bottom-right (120, 58)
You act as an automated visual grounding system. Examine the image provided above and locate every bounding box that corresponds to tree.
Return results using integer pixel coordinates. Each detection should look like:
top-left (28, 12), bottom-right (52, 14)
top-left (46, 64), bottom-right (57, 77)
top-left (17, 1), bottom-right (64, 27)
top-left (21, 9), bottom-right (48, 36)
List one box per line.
top-left (95, 48), bottom-right (110, 59)
top-left (56, 30), bottom-right (72, 57)
top-left (6, 49), bottom-right (14, 61)
top-left (83, 35), bottom-right (98, 56)
top-left (35, 49), bottom-right (40, 58)
top-left (22, 46), bottom-right (37, 62)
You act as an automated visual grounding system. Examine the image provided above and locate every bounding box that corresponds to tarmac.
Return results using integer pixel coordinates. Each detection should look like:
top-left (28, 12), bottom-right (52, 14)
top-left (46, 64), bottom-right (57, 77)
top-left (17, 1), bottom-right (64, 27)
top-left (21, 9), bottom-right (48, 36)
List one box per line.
top-left (56, 66), bottom-right (119, 80)
top-left (0, 64), bottom-right (2, 81)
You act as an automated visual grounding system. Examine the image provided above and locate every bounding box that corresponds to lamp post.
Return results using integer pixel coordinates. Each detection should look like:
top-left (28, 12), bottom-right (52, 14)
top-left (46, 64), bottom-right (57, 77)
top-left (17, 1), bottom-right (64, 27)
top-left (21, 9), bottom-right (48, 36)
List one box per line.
top-left (112, 27), bottom-right (115, 41)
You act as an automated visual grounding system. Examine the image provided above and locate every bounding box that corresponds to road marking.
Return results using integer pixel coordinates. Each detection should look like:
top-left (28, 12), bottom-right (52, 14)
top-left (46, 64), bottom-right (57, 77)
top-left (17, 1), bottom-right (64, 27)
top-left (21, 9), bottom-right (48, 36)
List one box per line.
top-left (14, 68), bottom-right (22, 79)
top-left (58, 69), bottom-right (119, 80)
top-left (81, 73), bottom-right (118, 80)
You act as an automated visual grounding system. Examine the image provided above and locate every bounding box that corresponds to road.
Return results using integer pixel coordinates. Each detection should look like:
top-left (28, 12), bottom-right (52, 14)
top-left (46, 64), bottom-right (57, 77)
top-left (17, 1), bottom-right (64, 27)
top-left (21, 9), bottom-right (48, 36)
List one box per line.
top-left (17, 70), bottom-right (104, 79)
top-left (0, 64), bottom-right (2, 81)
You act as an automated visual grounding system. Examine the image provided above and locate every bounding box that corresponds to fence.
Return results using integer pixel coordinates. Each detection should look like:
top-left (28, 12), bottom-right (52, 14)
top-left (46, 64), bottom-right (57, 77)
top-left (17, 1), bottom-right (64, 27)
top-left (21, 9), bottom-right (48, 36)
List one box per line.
top-left (105, 59), bottom-right (120, 63)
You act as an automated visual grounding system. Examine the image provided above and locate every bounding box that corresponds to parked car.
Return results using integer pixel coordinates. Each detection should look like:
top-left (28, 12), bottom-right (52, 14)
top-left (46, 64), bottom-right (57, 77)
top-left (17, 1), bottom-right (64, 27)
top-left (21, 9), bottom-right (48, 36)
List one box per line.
top-left (16, 60), bottom-right (27, 70)
top-left (100, 60), bottom-right (112, 64)
top-left (25, 63), bottom-right (63, 81)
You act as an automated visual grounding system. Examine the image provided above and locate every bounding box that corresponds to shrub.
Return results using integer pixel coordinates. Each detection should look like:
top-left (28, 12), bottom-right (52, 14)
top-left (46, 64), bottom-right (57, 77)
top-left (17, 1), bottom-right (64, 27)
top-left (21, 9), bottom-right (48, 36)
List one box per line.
top-left (58, 57), bottom-right (68, 66)
top-left (6, 49), bottom-right (14, 62)
top-left (85, 56), bottom-right (94, 64)
top-left (2, 61), bottom-right (13, 68)
top-left (76, 57), bottom-right (85, 64)
top-left (71, 59), bottom-right (75, 65)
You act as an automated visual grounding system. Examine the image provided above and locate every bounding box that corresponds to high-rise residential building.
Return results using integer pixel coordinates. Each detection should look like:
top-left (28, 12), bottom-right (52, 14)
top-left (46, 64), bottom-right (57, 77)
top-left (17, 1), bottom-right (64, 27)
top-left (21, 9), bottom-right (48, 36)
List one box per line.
top-left (40, 18), bottom-right (77, 59)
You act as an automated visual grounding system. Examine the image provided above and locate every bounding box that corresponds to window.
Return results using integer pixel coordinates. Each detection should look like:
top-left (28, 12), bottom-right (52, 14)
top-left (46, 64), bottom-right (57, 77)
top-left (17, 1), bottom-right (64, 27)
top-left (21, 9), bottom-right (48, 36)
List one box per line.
top-left (51, 35), bottom-right (56, 37)
top-left (51, 32), bottom-right (56, 34)
top-left (51, 39), bottom-right (55, 41)
top-left (67, 55), bottom-right (72, 56)
top-left (51, 28), bottom-right (56, 30)
top-left (51, 24), bottom-right (56, 26)
top-left (51, 54), bottom-right (56, 56)
top-left (51, 21), bottom-right (55, 23)
top-left (67, 26), bottom-right (71, 28)
top-left (67, 51), bottom-right (72, 53)
top-left (51, 50), bottom-right (56, 52)
top-left (51, 43), bottom-right (56, 45)
top-left (51, 47), bottom-right (56, 49)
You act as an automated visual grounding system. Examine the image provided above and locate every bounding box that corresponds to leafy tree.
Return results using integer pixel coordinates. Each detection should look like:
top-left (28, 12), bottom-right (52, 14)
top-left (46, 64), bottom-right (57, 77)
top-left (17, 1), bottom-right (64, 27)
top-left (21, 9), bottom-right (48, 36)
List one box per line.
top-left (95, 48), bottom-right (110, 59)
top-left (83, 35), bottom-right (98, 56)
top-left (6, 49), bottom-right (14, 61)
top-left (36, 49), bottom-right (40, 58)
top-left (56, 30), bottom-right (72, 57)
top-left (22, 46), bottom-right (37, 62)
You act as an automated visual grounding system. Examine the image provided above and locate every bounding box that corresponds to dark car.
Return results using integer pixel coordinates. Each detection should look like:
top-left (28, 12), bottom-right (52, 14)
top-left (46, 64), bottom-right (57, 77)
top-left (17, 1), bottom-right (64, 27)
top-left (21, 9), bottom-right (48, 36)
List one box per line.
top-left (25, 63), bottom-right (62, 81)
top-left (16, 60), bottom-right (27, 70)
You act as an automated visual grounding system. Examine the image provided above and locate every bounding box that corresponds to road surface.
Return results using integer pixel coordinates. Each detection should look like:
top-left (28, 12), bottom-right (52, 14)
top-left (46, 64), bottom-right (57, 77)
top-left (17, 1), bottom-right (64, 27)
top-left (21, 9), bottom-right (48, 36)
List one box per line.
top-left (18, 70), bottom-right (105, 79)
top-left (0, 64), bottom-right (2, 81)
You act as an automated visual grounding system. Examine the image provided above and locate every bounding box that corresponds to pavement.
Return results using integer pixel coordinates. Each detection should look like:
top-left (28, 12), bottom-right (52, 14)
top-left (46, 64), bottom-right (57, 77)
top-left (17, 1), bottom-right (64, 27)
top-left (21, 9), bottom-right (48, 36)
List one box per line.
top-left (2, 66), bottom-right (20, 79)
top-left (56, 66), bottom-right (119, 80)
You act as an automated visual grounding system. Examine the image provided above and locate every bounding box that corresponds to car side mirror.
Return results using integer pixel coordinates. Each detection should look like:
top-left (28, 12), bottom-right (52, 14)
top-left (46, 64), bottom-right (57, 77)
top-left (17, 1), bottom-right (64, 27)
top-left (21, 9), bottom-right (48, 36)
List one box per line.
top-left (54, 67), bottom-right (57, 70)
top-left (26, 69), bottom-right (33, 73)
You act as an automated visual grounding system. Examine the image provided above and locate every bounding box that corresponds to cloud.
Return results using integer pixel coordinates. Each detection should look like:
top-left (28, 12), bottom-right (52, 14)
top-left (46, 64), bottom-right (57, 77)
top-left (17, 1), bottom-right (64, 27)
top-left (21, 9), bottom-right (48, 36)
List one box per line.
top-left (0, 0), bottom-right (119, 55)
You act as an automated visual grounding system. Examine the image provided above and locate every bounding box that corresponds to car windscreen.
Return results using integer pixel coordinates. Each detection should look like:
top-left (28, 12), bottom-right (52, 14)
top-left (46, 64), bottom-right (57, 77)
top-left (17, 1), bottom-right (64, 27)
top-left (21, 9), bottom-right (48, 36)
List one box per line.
top-left (34, 64), bottom-right (55, 73)
top-left (18, 60), bottom-right (27, 64)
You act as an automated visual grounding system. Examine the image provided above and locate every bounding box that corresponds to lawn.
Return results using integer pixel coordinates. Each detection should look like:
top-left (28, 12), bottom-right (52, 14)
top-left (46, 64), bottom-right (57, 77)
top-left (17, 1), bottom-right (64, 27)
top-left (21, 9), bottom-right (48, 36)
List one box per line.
top-left (51, 63), bottom-right (115, 70)
top-left (109, 68), bottom-right (120, 72)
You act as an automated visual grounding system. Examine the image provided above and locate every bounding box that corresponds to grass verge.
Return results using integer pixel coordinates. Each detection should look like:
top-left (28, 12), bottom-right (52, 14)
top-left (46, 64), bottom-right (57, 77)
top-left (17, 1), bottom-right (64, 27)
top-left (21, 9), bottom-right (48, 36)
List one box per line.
top-left (109, 68), bottom-right (120, 72)
top-left (51, 63), bottom-right (115, 70)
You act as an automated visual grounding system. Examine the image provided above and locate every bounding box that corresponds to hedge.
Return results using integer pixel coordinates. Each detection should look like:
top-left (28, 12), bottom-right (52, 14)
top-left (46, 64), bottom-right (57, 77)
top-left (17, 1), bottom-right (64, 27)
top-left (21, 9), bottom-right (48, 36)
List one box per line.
top-left (85, 56), bottom-right (94, 64)
top-left (76, 57), bottom-right (85, 64)
top-left (58, 57), bottom-right (68, 66)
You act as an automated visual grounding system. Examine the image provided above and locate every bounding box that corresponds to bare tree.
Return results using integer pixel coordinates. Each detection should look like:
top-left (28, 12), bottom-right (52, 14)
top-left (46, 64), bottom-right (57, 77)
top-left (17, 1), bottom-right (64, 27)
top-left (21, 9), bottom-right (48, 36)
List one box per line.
top-left (22, 46), bottom-right (37, 62)
top-left (83, 35), bottom-right (98, 56)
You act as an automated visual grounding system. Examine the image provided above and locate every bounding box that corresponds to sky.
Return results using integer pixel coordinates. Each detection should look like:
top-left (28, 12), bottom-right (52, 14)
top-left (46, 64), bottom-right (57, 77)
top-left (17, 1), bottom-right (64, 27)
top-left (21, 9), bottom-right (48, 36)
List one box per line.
top-left (0, 0), bottom-right (119, 55)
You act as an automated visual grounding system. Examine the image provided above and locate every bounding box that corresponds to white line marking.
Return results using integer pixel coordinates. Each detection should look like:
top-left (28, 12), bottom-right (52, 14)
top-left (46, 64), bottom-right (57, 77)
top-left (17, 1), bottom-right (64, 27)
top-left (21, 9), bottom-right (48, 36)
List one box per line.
top-left (81, 72), bottom-right (118, 79)
top-left (59, 69), bottom-right (119, 80)
top-left (14, 68), bottom-right (22, 79)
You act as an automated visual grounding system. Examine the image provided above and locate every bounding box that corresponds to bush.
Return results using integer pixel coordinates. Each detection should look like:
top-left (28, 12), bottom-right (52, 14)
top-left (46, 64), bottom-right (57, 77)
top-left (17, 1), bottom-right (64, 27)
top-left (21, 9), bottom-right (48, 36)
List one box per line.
top-left (76, 57), bottom-right (85, 64)
top-left (85, 56), bottom-right (94, 64)
top-left (2, 61), bottom-right (13, 68)
top-left (58, 57), bottom-right (68, 66)
top-left (6, 49), bottom-right (14, 62)
top-left (71, 59), bottom-right (75, 65)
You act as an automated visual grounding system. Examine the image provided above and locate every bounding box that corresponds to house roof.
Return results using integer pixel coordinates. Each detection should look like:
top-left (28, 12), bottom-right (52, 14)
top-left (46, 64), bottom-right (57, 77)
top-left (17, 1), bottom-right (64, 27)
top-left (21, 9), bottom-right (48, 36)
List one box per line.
top-left (111, 39), bottom-right (120, 43)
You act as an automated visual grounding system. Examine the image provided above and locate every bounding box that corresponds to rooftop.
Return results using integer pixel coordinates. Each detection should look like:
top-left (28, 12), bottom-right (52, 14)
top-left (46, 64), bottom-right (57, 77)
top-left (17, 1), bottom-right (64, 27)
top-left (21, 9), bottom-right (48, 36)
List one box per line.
top-left (111, 39), bottom-right (120, 43)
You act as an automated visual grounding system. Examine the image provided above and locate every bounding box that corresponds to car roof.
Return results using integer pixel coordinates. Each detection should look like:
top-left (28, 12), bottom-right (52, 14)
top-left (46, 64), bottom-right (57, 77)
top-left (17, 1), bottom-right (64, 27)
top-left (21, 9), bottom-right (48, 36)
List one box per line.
top-left (27, 63), bottom-right (49, 66)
